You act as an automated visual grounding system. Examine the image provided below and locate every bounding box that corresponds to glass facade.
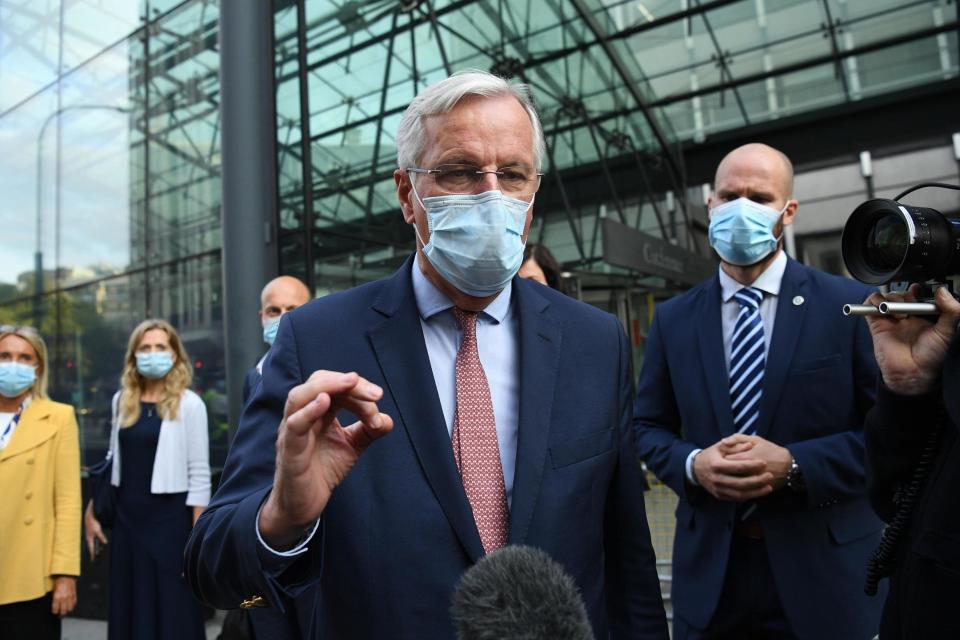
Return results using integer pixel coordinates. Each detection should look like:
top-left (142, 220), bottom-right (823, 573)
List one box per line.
top-left (0, 0), bottom-right (226, 467)
top-left (2, 0), bottom-right (955, 470)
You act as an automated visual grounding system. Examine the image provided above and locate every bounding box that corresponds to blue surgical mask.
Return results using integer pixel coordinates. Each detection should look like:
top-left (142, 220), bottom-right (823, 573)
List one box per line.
top-left (136, 352), bottom-right (174, 379)
top-left (0, 362), bottom-right (36, 398)
top-left (708, 197), bottom-right (788, 266)
top-left (262, 317), bottom-right (281, 346)
top-left (411, 185), bottom-right (531, 297)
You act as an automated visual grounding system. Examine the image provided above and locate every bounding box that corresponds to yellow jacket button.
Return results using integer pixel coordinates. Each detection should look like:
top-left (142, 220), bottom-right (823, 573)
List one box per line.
top-left (26, 458), bottom-right (35, 465)
top-left (24, 517), bottom-right (34, 525)
top-left (25, 492), bottom-right (33, 500)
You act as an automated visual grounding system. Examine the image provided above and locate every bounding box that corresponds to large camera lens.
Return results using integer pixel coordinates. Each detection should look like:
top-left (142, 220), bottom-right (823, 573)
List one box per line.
top-left (864, 213), bottom-right (908, 272)
top-left (842, 199), bottom-right (960, 285)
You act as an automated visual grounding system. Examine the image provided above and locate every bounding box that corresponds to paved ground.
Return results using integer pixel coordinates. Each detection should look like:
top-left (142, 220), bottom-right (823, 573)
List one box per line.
top-left (63, 611), bottom-right (226, 640)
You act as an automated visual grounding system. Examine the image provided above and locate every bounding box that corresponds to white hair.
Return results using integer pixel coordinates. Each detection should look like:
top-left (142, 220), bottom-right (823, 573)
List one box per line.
top-left (396, 70), bottom-right (546, 171)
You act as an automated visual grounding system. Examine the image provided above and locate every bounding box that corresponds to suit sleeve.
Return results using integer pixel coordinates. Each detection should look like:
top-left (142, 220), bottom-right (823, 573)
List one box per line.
top-left (605, 316), bottom-right (670, 639)
top-left (633, 307), bottom-right (699, 501)
top-left (787, 310), bottom-right (878, 508)
top-left (51, 406), bottom-right (81, 577)
top-left (184, 314), bottom-right (322, 611)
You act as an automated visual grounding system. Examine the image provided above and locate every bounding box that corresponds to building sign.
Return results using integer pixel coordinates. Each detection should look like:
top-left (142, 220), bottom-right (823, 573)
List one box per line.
top-left (602, 218), bottom-right (715, 285)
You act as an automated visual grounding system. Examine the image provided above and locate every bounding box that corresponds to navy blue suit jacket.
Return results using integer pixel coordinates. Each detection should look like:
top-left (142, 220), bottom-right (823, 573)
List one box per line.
top-left (241, 366), bottom-right (260, 406)
top-left (238, 363), bottom-right (313, 640)
top-left (186, 257), bottom-right (668, 639)
top-left (634, 258), bottom-right (885, 639)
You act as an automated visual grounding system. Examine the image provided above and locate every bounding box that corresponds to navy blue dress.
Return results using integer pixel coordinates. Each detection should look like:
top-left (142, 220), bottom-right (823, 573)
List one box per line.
top-left (109, 402), bottom-right (204, 640)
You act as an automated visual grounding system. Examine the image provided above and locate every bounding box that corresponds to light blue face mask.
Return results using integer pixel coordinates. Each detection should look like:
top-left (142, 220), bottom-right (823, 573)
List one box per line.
top-left (410, 184), bottom-right (532, 298)
top-left (262, 317), bottom-right (281, 346)
top-left (708, 197), bottom-right (788, 266)
top-left (0, 362), bottom-right (36, 398)
top-left (136, 352), bottom-right (175, 379)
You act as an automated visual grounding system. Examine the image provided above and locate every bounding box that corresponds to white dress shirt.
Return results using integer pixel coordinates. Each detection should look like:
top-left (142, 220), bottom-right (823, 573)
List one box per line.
top-left (686, 251), bottom-right (788, 484)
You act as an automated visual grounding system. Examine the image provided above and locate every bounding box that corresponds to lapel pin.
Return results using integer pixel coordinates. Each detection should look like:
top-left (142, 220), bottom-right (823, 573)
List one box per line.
top-left (793, 295), bottom-right (805, 306)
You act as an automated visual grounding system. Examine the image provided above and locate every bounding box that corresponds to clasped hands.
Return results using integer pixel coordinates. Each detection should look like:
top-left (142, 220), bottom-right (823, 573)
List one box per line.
top-left (258, 370), bottom-right (394, 549)
top-left (692, 434), bottom-right (793, 502)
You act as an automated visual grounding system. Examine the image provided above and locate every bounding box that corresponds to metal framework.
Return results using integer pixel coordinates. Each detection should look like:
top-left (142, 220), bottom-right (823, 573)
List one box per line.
top-left (3, 0), bottom-right (956, 304)
top-left (264, 0), bottom-right (958, 286)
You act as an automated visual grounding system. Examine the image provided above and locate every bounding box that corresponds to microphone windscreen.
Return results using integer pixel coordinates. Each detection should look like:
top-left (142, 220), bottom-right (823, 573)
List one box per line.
top-left (451, 545), bottom-right (595, 640)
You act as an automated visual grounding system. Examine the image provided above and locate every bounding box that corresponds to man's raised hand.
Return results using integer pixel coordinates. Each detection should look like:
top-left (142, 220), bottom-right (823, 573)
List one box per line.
top-left (258, 371), bottom-right (393, 549)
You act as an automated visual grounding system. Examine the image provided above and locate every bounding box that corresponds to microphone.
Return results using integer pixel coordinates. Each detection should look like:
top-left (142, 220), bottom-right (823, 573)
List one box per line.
top-left (450, 545), bottom-right (595, 640)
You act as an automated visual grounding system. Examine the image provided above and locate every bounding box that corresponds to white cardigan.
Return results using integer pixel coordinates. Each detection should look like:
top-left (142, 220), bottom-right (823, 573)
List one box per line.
top-left (109, 389), bottom-right (211, 507)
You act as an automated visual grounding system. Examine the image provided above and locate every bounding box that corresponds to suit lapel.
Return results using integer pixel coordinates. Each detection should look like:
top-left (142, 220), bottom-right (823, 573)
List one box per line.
top-left (507, 280), bottom-right (560, 545)
top-left (367, 257), bottom-right (485, 562)
top-left (0, 398), bottom-right (55, 461)
top-left (756, 258), bottom-right (808, 438)
top-left (697, 276), bottom-right (736, 437)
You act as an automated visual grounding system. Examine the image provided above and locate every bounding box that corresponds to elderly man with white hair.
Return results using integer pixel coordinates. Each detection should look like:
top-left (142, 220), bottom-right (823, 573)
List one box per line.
top-left (185, 71), bottom-right (668, 639)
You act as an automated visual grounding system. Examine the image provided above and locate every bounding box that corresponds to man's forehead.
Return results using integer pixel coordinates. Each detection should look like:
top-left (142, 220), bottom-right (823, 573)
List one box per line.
top-left (716, 154), bottom-right (787, 194)
top-left (420, 94), bottom-right (534, 158)
top-left (262, 280), bottom-right (309, 307)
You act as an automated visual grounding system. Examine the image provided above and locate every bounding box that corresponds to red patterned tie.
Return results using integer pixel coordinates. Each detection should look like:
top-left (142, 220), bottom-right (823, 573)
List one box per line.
top-left (451, 308), bottom-right (509, 554)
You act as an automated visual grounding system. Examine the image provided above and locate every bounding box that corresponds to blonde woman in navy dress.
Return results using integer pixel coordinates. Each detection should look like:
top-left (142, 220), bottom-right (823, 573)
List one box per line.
top-left (84, 319), bottom-right (210, 640)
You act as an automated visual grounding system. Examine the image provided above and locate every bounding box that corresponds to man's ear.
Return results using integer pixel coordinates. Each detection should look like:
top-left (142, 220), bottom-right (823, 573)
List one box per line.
top-left (782, 199), bottom-right (799, 227)
top-left (395, 169), bottom-right (416, 224)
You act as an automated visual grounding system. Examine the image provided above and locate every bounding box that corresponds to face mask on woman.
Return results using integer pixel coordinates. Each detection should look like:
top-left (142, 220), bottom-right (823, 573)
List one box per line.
top-left (0, 362), bottom-right (36, 398)
top-left (136, 352), bottom-right (174, 379)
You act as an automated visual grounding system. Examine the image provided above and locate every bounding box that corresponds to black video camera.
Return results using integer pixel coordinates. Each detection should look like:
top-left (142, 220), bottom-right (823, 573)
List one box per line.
top-left (841, 182), bottom-right (960, 317)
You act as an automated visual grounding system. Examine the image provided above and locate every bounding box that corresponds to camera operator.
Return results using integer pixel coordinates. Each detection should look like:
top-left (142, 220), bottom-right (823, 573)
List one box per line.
top-left (862, 284), bottom-right (960, 638)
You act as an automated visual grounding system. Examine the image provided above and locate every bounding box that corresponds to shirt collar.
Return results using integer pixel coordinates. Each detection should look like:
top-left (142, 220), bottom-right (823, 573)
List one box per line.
top-left (410, 257), bottom-right (512, 324)
top-left (719, 250), bottom-right (788, 303)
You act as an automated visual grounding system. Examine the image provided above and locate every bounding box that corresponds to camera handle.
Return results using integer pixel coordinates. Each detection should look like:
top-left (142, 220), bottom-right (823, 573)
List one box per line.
top-left (843, 281), bottom-right (958, 317)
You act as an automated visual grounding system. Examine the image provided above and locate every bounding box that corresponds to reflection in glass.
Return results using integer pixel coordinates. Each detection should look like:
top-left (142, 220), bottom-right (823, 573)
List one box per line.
top-left (147, 0), bottom-right (222, 263)
top-left (61, 0), bottom-right (144, 72)
top-left (0, 88), bottom-right (57, 304)
top-left (0, 0), bottom-right (61, 111)
top-left (58, 39), bottom-right (137, 288)
top-left (0, 0), bottom-right (226, 472)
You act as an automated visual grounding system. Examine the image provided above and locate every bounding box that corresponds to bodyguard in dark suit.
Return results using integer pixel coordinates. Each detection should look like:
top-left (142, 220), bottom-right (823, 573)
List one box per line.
top-left (185, 71), bottom-right (667, 639)
top-left (861, 285), bottom-right (960, 638)
top-left (242, 276), bottom-right (313, 406)
top-left (634, 143), bottom-right (884, 639)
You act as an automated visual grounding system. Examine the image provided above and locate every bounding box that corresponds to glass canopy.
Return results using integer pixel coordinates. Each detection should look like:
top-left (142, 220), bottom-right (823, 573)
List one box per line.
top-left (271, 0), bottom-right (958, 293)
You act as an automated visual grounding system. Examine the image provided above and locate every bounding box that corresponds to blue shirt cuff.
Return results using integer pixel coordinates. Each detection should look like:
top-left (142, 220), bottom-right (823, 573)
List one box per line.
top-left (685, 448), bottom-right (702, 485)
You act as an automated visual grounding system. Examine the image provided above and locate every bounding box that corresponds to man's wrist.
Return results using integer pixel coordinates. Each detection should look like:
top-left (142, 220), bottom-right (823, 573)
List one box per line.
top-left (785, 455), bottom-right (805, 492)
top-left (882, 372), bottom-right (940, 396)
top-left (258, 495), bottom-right (313, 550)
top-left (685, 448), bottom-right (702, 486)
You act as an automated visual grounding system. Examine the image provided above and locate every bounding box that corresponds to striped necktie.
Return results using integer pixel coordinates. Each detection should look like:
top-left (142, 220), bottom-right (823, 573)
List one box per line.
top-left (730, 287), bottom-right (765, 434)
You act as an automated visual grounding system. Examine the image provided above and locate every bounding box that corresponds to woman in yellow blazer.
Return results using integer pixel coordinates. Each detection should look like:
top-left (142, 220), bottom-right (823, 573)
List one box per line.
top-left (0, 325), bottom-right (81, 639)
